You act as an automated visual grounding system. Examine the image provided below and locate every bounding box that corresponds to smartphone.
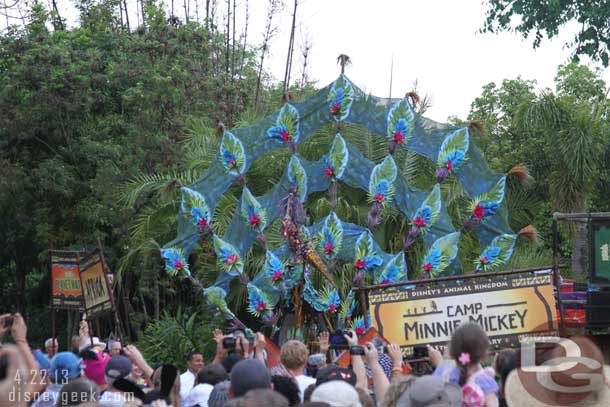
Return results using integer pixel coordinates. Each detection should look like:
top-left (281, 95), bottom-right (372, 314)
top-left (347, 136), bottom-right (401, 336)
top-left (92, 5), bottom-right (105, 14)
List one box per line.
top-left (329, 330), bottom-right (351, 349)
top-left (3, 317), bottom-right (13, 329)
top-left (413, 345), bottom-right (428, 358)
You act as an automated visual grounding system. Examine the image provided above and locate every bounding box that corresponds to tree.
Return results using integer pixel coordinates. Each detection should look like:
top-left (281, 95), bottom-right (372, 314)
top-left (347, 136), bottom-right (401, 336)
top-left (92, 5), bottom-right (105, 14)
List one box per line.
top-left (481, 0), bottom-right (610, 66)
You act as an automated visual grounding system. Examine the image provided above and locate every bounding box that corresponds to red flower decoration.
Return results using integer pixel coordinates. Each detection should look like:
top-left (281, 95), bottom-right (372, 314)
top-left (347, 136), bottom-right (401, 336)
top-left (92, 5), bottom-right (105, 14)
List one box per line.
top-left (271, 271), bottom-right (283, 281)
top-left (422, 262), bottom-right (433, 271)
top-left (280, 129), bottom-right (290, 143)
top-left (225, 253), bottom-right (239, 265)
top-left (256, 301), bottom-right (267, 312)
top-left (323, 242), bottom-right (335, 254)
top-left (328, 304), bottom-right (336, 313)
top-left (473, 204), bottom-right (485, 220)
top-left (480, 256), bottom-right (489, 264)
top-left (198, 218), bottom-right (208, 229)
top-left (249, 214), bottom-right (261, 227)
top-left (381, 279), bottom-right (390, 285)
top-left (393, 131), bottom-right (405, 144)
top-left (174, 261), bottom-right (184, 270)
top-left (228, 159), bottom-right (236, 169)
top-left (355, 326), bottom-right (364, 336)
top-left (373, 193), bottom-right (385, 203)
top-left (324, 167), bottom-right (334, 178)
top-left (413, 216), bottom-right (427, 227)
top-left (354, 259), bottom-right (366, 269)
top-left (330, 102), bottom-right (341, 116)
top-left (445, 160), bottom-right (454, 171)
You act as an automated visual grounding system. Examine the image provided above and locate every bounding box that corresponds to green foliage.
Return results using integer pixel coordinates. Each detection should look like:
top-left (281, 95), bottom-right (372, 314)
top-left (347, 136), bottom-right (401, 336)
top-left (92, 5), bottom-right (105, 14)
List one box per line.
top-left (482, 0), bottom-right (610, 66)
top-left (137, 309), bottom-right (217, 369)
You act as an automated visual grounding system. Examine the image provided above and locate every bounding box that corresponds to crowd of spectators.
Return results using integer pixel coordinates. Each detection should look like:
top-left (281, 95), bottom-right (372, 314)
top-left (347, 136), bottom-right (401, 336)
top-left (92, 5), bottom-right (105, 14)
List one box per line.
top-left (1, 313), bottom-right (608, 407)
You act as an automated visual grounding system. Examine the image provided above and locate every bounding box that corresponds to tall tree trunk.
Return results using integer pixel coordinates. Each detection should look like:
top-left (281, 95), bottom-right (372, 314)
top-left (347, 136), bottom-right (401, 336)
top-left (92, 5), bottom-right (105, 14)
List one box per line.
top-left (50, 0), bottom-right (63, 30)
top-left (171, 0), bottom-right (175, 17)
top-left (255, 0), bottom-right (279, 109)
top-left (238, 0), bottom-right (249, 78)
top-left (230, 0), bottom-right (236, 77)
top-left (225, 0), bottom-right (231, 74)
top-left (571, 197), bottom-right (588, 275)
top-left (123, 0), bottom-right (130, 31)
top-left (299, 39), bottom-right (311, 97)
top-left (282, 0), bottom-right (298, 95)
top-left (184, 0), bottom-right (190, 23)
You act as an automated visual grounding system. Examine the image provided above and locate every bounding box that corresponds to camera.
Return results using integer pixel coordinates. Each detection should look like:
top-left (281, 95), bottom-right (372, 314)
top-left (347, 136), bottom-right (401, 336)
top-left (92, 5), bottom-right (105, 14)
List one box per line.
top-left (222, 337), bottom-right (236, 350)
top-left (329, 330), bottom-right (353, 350)
top-left (412, 345), bottom-right (428, 359)
top-left (3, 317), bottom-right (13, 329)
top-left (349, 345), bottom-right (365, 356)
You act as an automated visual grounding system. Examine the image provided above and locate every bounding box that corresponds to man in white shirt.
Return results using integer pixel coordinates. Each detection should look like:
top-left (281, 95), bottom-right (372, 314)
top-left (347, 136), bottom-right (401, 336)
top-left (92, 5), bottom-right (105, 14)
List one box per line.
top-left (179, 351), bottom-right (204, 404)
top-left (279, 340), bottom-right (316, 401)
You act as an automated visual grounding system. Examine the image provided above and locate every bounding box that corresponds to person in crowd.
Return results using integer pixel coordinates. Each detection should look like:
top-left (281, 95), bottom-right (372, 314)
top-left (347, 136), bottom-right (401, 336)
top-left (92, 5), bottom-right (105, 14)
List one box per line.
top-left (33, 352), bottom-right (83, 407)
top-left (492, 349), bottom-right (516, 407)
top-left (183, 363), bottom-right (228, 407)
top-left (129, 363), bottom-right (147, 387)
top-left (98, 355), bottom-right (133, 407)
top-left (207, 380), bottom-right (231, 407)
top-left (301, 403), bottom-right (331, 407)
top-left (180, 352), bottom-right (204, 402)
top-left (396, 375), bottom-right (462, 407)
top-left (0, 313), bottom-right (45, 406)
top-left (56, 378), bottom-right (99, 406)
top-left (303, 383), bottom-right (316, 403)
top-left (240, 389), bottom-right (289, 407)
top-left (278, 340), bottom-right (316, 401)
top-left (431, 322), bottom-right (499, 407)
top-left (378, 375), bottom-right (416, 407)
top-left (151, 364), bottom-right (182, 406)
top-left (310, 380), bottom-right (362, 407)
top-left (229, 359), bottom-right (271, 398)
top-left (271, 375), bottom-right (301, 406)
top-left (44, 338), bottom-right (58, 359)
top-left (109, 340), bottom-right (123, 357)
top-left (80, 336), bottom-right (111, 391)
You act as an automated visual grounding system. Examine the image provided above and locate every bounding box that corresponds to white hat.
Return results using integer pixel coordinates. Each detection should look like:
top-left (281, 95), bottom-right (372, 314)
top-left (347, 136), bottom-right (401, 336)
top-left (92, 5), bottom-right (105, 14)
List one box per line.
top-left (311, 380), bottom-right (362, 407)
top-left (79, 337), bottom-right (106, 352)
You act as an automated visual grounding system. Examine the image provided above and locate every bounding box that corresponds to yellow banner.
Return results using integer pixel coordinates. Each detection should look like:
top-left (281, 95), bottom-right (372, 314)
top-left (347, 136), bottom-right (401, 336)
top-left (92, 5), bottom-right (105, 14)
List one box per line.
top-left (79, 252), bottom-right (112, 317)
top-left (369, 274), bottom-right (558, 353)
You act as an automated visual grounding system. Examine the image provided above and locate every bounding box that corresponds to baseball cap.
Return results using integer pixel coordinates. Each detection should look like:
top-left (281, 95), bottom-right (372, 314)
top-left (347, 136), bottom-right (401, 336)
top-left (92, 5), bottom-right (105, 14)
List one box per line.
top-left (50, 352), bottom-right (83, 383)
top-left (397, 375), bottom-right (462, 407)
top-left (311, 380), bottom-right (362, 407)
top-left (104, 355), bottom-right (132, 386)
top-left (315, 365), bottom-right (357, 386)
top-left (230, 359), bottom-right (271, 397)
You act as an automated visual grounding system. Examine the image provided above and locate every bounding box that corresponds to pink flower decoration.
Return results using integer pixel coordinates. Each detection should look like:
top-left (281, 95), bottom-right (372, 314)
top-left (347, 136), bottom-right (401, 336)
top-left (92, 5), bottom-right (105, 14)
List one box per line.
top-left (393, 131), bottom-right (405, 144)
top-left (271, 271), bottom-right (283, 281)
top-left (458, 352), bottom-right (471, 365)
top-left (354, 259), bottom-right (366, 269)
top-left (198, 218), bottom-right (208, 230)
top-left (256, 301), bottom-right (267, 312)
top-left (174, 261), bottom-right (184, 269)
top-left (373, 193), bottom-right (385, 203)
top-left (328, 303), bottom-right (336, 313)
top-left (330, 102), bottom-right (341, 116)
top-left (323, 242), bottom-right (334, 254)
top-left (280, 129), bottom-right (290, 142)
top-left (473, 204), bottom-right (485, 220)
top-left (422, 262), bottom-right (433, 271)
top-left (225, 253), bottom-right (239, 265)
top-left (355, 326), bottom-right (364, 336)
top-left (249, 214), bottom-right (261, 227)
top-left (324, 167), bottom-right (334, 178)
top-left (412, 216), bottom-right (427, 227)
top-left (445, 160), bottom-right (453, 171)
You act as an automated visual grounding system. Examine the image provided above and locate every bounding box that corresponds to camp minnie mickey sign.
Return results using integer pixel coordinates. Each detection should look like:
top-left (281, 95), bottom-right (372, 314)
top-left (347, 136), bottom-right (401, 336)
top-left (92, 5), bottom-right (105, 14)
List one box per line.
top-left (369, 273), bottom-right (558, 354)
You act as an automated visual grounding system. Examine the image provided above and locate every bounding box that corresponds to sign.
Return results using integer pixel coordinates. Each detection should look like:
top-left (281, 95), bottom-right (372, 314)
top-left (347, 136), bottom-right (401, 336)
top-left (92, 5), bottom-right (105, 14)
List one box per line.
top-left (50, 251), bottom-right (84, 309)
top-left (591, 219), bottom-right (610, 285)
top-left (369, 273), bottom-right (558, 355)
top-left (79, 251), bottom-right (113, 318)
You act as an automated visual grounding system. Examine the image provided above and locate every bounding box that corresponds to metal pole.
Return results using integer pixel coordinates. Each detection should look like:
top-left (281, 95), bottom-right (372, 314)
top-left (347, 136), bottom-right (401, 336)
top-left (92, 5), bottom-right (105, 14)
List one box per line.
top-left (552, 218), bottom-right (566, 336)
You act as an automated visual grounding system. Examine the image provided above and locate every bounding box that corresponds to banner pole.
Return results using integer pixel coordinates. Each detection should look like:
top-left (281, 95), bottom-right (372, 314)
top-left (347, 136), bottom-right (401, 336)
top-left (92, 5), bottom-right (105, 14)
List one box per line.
top-left (96, 237), bottom-right (125, 345)
top-left (552, 216), bottom-right (566, 336)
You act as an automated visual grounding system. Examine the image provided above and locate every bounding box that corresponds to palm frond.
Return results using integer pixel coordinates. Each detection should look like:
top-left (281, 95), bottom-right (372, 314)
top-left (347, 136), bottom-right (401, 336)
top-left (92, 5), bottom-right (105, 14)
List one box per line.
top-left (116, 170), bottom-right (201, 207)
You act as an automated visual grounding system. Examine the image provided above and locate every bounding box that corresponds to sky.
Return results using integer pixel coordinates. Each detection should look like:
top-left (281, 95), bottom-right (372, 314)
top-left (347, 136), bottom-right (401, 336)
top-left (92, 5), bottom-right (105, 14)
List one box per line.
top-left (55, 0), bottom-right (610, 123)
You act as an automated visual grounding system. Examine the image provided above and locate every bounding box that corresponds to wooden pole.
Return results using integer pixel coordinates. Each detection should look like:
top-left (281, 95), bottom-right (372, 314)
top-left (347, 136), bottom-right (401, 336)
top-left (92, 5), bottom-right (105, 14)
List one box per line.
top-left (552, 218), bottom-right (566, 336)
top-left (97, 238), bottom-right (125, 345)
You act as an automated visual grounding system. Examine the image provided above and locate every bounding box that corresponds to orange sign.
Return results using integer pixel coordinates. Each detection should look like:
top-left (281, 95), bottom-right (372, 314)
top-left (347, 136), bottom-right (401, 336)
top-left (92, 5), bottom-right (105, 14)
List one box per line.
top-left (50, 251), bottom-right (84, 309)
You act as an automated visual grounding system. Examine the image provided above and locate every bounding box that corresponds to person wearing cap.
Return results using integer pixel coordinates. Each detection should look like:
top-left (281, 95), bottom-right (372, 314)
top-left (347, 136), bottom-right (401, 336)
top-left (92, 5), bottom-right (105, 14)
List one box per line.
top-left (98, 355), bottom-right (133, 407)
top-left (183, 363), bottom-right (228, 407)
top-left (279, 340), bottom-right (316, 401)
top-left (32, 352), bottom-right (84, 407)
top-left (229, 358), bottom-right (272, 398)
top-left (310, 380), bottom-right (362, 407)
top-left (79, 336), bottom-right (111, 391)
top-left (396, 375), bottom-right (462, 407)
top-left (56, 378), bottom-right (99, 406)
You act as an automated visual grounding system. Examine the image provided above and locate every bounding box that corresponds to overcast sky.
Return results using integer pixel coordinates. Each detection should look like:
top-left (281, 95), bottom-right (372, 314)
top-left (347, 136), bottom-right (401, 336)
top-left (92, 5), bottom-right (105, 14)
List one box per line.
top-left (56, 0), bottom-right (609, 123)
